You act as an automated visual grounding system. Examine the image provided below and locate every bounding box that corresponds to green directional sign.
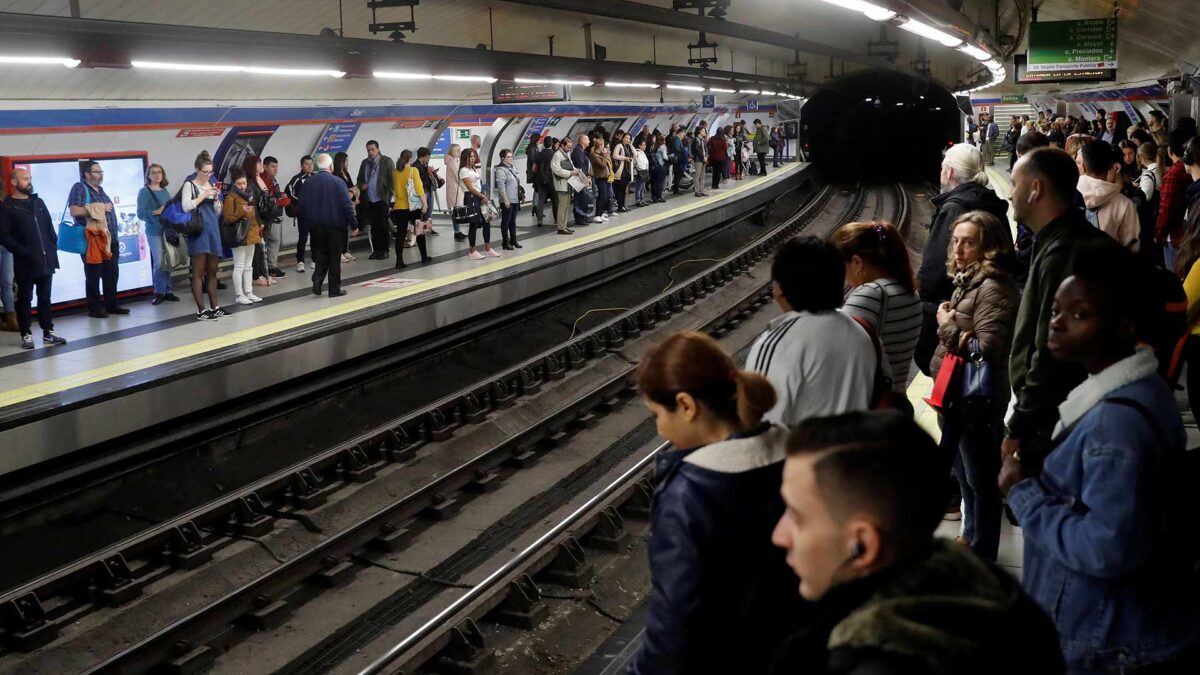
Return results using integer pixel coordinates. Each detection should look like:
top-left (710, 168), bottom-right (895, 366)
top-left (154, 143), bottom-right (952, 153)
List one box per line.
top-left (1000, 94), bottom-right (1026, 104)
top-left (1028, 18), bottom-right (1117, 72)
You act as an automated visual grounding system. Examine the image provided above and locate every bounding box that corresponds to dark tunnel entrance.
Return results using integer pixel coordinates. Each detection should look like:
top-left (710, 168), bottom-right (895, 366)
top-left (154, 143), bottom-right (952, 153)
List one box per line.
top-left (801, 69), bottom-right (959, 184)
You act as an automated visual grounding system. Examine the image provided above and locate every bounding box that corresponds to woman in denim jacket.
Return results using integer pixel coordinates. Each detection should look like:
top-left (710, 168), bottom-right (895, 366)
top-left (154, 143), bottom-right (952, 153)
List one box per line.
top-left (1000, 242), bottom-right (1200, 674)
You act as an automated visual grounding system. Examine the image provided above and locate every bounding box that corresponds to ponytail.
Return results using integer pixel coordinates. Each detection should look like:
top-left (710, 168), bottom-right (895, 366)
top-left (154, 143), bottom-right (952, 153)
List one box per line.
top-left (733, 370), bottom-right (777, 428)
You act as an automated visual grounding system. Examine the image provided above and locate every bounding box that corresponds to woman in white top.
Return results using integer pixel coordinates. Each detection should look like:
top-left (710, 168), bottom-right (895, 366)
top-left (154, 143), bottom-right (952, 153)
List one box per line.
top-left (444, 144), bottom-right (464, 239)
top-left (633, 138), bottom-right (650, 207)
top-left (1137, 141), bottom-right (1161, 202)
top-left (459, 148), bottom-right (497, 259)
top-left (830, 221), bottom-right (922, 409)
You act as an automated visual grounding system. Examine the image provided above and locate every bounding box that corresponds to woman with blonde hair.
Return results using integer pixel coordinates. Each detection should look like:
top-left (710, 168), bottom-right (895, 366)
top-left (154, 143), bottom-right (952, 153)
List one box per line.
top-left (444, 143), bottom-right (465, 240)
top-left (631, 331), bottom-right (803, 675)
top-left (930, 210), bottom-right (1020, 561)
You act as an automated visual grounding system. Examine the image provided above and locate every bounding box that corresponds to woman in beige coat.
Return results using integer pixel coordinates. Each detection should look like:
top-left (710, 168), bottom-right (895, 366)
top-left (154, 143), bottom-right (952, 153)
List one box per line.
top-left (930, 210), bottom-right (1019, 563)
top-left (444, 144), bottom-right (464, 240)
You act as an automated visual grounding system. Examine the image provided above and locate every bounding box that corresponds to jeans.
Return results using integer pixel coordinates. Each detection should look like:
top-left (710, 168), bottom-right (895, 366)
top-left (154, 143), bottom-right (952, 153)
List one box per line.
top-left (944, 400), bottom-right (1004, 561)
top-left (15, 273), bottom-right (53, 335)
top-left (500, 203), bottom-right (518, 243)
top-left (311, 224), bottom-right (347, 293)
top-left (146, 234), bottom-right (173, 296)
top-left (82, 236), bottom-right (120, 314)
top-left (532, 187), bottom-right (546, 223)
top-left (671, 161), bottom-right (684, 192)
top-left (596, 181), bottom-right (612, 216)
top-left (1164, 241), bottom-right (1178, 272)
top-left (466, 195), bottom-right (490, 247)
top-left (296, 218), bottom-right (310, 264)
top-left (263, 219), bottom-right (282, 269)
top-left (633, 176), bottom-right (646, 203)
top-left (650, 166), bottom-right (666, 201)
top-left (232, 244), bottom-right (254, 299)
top-left (773, 146), bottom-right (783, 166)
top-left (0, 246), bottom-right (13, 312)
top-left (365, 200), bottom-right (390, 256)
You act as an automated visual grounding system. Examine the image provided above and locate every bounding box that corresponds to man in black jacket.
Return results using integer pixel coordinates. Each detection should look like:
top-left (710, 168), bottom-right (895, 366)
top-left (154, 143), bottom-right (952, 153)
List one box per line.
top-left (301, 154), bottom-right (359, 297)
top-left (769, 412), bottom-right (1064, 675)
top-left (285, 155), bottom-right (315, 273)
top-left (0, 168), bottom-right (66, 349)
top-left (356, 140), bottom-right (396, 260)
top-left (914, 143), bottom-right (1011, 374)
top-left (1002, 148), bottom-right (1114, 470)
top-left (537, 137), bottom-right (558, 228)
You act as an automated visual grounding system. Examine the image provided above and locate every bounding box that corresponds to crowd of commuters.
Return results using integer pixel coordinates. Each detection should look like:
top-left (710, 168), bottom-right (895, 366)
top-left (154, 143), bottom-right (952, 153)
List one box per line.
top-left (0, 119), bottom-right (788, 346)
top-left (634, 109), bottom-right (1200, 674)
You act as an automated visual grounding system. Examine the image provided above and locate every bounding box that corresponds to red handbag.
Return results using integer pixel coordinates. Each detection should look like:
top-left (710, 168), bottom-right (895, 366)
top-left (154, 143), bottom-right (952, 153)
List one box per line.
top-left (923, 352), bottom-right (963, 411)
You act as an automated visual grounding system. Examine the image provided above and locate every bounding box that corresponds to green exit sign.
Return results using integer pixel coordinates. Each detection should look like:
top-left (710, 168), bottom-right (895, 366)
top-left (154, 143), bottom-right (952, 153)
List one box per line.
top-left (1001, 95), bottom-right (1026, 104)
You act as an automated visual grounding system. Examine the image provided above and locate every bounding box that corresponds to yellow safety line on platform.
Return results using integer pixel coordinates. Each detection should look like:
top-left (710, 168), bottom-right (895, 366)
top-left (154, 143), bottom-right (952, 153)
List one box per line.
top-left (0, 165), bottom-right (804, 410)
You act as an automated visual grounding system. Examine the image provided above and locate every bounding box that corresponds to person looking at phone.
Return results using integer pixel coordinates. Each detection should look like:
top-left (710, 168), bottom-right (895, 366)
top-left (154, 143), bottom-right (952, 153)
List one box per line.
top-left (69, 160), bottom-right (127, 318)
top-left (182, 154), bottom-right (227, 320)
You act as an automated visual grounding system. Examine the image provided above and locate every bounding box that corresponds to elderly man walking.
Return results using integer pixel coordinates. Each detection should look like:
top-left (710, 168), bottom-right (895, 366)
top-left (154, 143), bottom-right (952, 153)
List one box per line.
top-left (302, 154), bottom-right (359, 297)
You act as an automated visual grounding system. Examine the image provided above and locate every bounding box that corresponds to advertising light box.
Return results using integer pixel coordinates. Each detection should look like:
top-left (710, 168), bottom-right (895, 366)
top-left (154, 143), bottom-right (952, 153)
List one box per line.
top-left (5, 153), bottom-right (152, 306)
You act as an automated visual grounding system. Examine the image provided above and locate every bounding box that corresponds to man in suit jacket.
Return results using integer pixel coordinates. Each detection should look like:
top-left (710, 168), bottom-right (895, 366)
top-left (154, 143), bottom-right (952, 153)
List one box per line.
top-left (356, 140), bottom-right (396, 260)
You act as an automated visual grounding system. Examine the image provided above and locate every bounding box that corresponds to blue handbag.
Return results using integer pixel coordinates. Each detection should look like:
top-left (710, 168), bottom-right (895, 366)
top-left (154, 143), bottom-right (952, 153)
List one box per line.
top-left (960, 336), bottom-right (995, 400)
top-left (56, 189), bottom-right (88, 255)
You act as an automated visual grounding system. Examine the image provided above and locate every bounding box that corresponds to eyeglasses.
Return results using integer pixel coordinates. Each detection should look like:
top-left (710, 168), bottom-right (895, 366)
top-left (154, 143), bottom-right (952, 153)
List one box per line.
top-left (90, 170), bottom-right (104, 175)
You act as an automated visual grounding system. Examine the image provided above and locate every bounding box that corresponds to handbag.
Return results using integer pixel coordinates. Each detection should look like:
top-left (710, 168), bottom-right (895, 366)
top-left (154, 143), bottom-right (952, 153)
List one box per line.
top-left (160, 234), bottom-right (189, 270)
top-left (162, 182), bottom-right (207, 236)
top-left (57, 199), bottom-right (88, 255)
top-left (924, 352), bottom-right (963, 410)
top-left (960, 337), bottom-right (995, 400)
top-left (405, 169), bottom-right (422, 210)
top-left (221, 217), bottom-right (251, 248)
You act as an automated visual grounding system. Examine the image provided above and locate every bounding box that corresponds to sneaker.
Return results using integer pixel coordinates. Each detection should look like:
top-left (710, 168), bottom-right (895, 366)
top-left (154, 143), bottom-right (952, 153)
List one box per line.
top-left (20, 333), bottom-right (34, 350)
top-left (210, 306), bottom-right (229, 318)
top-left (42, 331), bottom-right (67, 346)
top-left (346, 252), bottom-right (356, 261)
top-left (268, 268), bottom-right (286, 278)
top-left (485, 249), bottom-right (501, 258)
top-left (253, 277), bottom-right (270, 287)
top-left (151, 294), bottom-right (164, 305)
top-left (216, 280), bottom-right (227, 290)
top-left (592, 216), bottom-right (604, 223)
top-left (196, 309), bottom-right (217, 321)
top-left (454, 232), bottom-right (467, 241)
top-left (341, 253), bottom-right (353, 263)
top-left (267, 277), bottom-right (279, 286)
top-left (468, 250), bottom-right (485, 260)
top-left (297, 261), bottom-right (306, 273)
top-left (235, 295), bottom-right (253, 305)
top-left (163, 293), bottom-right (181, 301)
top-left (943, 508), bottom-right (962, 522)
top-left (247, 294), bottom-right (264, 303)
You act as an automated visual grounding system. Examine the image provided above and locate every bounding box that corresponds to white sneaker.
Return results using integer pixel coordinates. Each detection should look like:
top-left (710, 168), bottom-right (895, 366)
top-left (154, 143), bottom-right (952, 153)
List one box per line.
top-left (297, 262), bottom-right (306, 273)
top-left (485, 249), bottom-right (501, 258)
top-left (341, 253), bottom-right (353, 263)
top-left (247, 294), bottom-right (264, 303)
top-left (235, 295), bottom-right (253, 305)
top-left (592, 216), bottom-right (604, 223)
top-left (468, 250), bottom-right (485, 260)
top-left (600, 214), bottom-right (610, 221)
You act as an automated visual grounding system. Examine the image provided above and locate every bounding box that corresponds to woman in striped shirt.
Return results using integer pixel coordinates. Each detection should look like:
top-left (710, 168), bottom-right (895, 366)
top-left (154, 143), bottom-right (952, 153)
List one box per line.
top-left (832, 221), bottom-right (923, 403)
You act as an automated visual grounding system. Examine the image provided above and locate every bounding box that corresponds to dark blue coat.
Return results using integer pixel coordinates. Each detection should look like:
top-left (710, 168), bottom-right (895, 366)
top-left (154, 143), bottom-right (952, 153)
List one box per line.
top-left (0, 194), bottom-right (59, 280)
top-left (630, 425), bottom-right (808, 675)
top-left (296, 170), bottom-right (358, 230)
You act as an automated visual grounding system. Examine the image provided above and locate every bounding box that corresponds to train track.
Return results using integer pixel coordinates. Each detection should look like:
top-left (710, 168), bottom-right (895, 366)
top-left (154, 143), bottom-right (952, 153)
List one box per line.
top-left (351, 182), bottom-right (912, 675)
top-left (2, 182), bottom-right (910, 675)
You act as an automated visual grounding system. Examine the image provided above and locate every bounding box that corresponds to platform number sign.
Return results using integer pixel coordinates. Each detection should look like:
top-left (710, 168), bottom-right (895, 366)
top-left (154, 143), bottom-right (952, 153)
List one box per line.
top-left (702, 94), bottom-right (715, 109)
top-left (747, 99), bottom-right (759, 111)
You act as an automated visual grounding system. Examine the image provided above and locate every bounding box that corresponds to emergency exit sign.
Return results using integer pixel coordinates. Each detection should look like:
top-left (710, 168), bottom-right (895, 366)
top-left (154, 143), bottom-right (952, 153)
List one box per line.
top-left (1028, 18), bottom-right (1117, 72)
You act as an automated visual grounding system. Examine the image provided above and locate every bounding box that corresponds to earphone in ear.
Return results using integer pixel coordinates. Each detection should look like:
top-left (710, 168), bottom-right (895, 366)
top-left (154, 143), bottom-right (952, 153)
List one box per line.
top-left (850, 540), bottom-right (865, 560)
top-left (1027, 191), bottom-right (1038, 205)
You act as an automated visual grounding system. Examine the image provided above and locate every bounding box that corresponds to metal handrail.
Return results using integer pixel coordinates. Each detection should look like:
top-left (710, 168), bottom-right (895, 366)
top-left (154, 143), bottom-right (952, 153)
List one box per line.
top-left (357, 441), bottom-right (668, 675)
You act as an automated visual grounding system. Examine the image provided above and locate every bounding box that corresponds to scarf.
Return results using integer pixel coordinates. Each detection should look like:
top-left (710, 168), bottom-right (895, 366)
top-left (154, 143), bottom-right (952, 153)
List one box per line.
top-left (233, 185), bottom-right (254, 203)
top-left (1053, 347), bottom-right (1159, 438)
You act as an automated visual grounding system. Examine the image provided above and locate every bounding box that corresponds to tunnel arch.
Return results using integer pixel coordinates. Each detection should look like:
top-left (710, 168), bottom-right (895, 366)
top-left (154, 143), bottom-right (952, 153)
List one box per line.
top-left (801, 69), bottom-right (959, 184)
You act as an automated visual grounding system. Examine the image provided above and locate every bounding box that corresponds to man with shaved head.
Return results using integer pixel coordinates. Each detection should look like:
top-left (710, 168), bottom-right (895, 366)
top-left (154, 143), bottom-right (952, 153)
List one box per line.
top-left (0, 167), bottom-right (67, 349)
top-left (1004, 148), bottom-right (1114, 471)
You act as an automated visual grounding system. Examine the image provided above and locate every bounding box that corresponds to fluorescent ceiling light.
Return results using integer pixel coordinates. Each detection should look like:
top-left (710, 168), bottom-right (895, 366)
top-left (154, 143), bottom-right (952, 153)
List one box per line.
top-left (667, 84), bottom-right (705, 91)
top-left (0, 55), bottom-right (80, 68)
top-left (515, 77), bottom-right (594, 86)
top-left (958, 44), bottom-right (992, 61)
top-left (374, 71), bottom-right (434, 80)
top-left (899, 18), bottom-right (962, 48)
top-left (134, 60), bottom-right (343, 77)
top-left (706, 87), bottom-right (736, 93)
top-left (605, 81), bottom-right (658, 88)
top-left (760, 90), bottom-right (777, 95)
top-left (433, 74), bottom-right (498, 83)
top-left (817, 0), bottom-right (897, 22)
top-left (982, 59), bottom-right (1003, 71)
top-left (864, 97), bottom-right (874, 102)
top-left (739, 89), bottom-right (760, 95)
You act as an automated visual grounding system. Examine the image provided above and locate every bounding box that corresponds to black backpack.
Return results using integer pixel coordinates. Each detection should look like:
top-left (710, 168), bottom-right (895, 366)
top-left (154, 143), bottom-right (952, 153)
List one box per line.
top-left (1143, 264), bottom-right (1189, 385)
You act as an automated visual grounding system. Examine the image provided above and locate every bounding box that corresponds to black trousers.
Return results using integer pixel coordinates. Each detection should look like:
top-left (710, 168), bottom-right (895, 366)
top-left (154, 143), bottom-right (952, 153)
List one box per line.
top-left (671, 161), bottom-right (685, 192)
top-left (365, 200), bottom-right (390, 256)
top-left (613, 179), bottom-right (629, 209)
top-left (15, 273), bottom-right (53, 335)
top-left (711, 160), bottom-right (724, 190)
top-left (757, 152), bottom-right (768, 174)
top-left (311, 224), bottom-right (348, 293)
top-left (81, 236), bottom-right (119, 314)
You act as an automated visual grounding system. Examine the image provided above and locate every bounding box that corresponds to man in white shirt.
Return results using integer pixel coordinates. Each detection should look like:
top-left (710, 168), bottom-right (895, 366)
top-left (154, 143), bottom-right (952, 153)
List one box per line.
top-left (746, 236), bottom-right (876, 427)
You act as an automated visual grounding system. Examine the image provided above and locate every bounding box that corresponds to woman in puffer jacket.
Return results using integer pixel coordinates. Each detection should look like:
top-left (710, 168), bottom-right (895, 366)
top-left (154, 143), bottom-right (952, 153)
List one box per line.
top-left (631, 331), bottom-right (806, 675)
top-left (930, 210), bottom-right (1019, 563)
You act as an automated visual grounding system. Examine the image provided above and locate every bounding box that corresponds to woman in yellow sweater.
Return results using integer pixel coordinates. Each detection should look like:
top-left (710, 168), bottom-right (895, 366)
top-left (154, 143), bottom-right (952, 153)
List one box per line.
top-left (222, 168), bottom-right (264, 305)
top-left (391, 149), bottom-right (430, 268)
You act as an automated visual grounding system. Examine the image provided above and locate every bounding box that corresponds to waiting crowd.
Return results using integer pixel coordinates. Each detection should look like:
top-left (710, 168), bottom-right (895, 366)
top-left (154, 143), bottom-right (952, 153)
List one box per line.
top-left (631, 114), bottom-right (1200, 674)
top-left (0, 119), bottom-right (785, 346)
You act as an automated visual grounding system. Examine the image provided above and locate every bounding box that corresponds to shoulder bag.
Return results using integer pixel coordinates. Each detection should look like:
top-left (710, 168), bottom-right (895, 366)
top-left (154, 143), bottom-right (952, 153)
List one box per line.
top-left (960, 335), bottom-right (995, 400)
top-left (57, 186), bottom-right (89, 255)
top-left (405, 168), bottom-right (422, 210)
